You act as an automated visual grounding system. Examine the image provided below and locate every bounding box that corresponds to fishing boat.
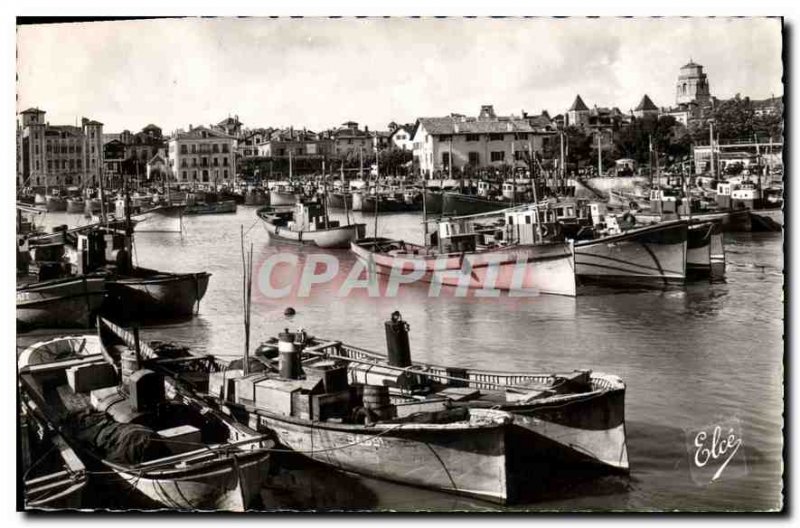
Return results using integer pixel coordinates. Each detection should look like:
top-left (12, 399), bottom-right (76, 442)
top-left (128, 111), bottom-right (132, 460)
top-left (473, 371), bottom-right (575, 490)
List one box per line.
top-left (113, 327), bottom-right (518, 503)
top-left (441, 191), bottom-right (509, 216)
top-left (20, 395), bottom-right (87, 509)
top-left (326, 190), bottom-right (353, 210)
top-left (351, 205), bottom-right (577, 297)
top-left (104, 266), bottom-right (211, 320)
top-left (184, 198), bottom-right (238, 215)
top-left (687, 221), bottom-right (725, 280)
top-left (573, 203), bottom-right (688, 285)
top-left (257, 201), bottom-right (366, 249)
top-left (18, 328), bottom-right (272, 511)
top-left (17, 275), bottom-right (106, 330)
top-left (289, 313), bottom-right (628, 475)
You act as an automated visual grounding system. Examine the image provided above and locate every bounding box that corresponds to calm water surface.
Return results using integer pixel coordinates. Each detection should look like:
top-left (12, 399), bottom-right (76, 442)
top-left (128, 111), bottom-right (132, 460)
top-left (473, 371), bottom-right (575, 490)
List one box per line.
top-left (28, 207), bottom-right (784, 511)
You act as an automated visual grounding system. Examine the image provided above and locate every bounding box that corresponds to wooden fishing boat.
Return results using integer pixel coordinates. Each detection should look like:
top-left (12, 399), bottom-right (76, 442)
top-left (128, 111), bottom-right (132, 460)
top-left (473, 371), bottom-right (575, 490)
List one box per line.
top-left (114, 330), bottom-right (518, 503)
top-left (104, 267), bottom-right (211, 320)
top-left (442, 191), bottom-right (509, 216)
top-left (352, 237), bottom-right (576, 296)
top-left (257, 203), bottom-right (366, 249)
top-left (20, 395), bottom-right (87, 509)
top-left (184, 199), bottom-right (237, 215)
top-left (326, 191), bottom-right (353, 210)
top-left (17, 275), bottom-right (106, 330)
top-left (18, 330), bottom-right (272, 511)
top-left (287, 311), bottom-right (628, 474)
top-left (573, 211), bottom-right (688, 285)
top-left (351, 203), bottom-right (577, 296)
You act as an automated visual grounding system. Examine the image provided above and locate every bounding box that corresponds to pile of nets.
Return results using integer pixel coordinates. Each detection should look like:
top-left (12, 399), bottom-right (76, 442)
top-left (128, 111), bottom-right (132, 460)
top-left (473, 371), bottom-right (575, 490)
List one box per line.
top-left (65, 409), bottom-right (170, 465)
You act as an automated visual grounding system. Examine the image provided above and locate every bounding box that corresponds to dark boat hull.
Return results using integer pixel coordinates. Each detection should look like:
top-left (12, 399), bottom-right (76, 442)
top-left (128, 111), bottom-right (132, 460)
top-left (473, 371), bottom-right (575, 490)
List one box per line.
top-left (575, 220), bottom-right (688, 284)
top-left (424, 191), bottom-right (443, 215)
top-left (184, 200), bottom-right (237, 215)
top-left (442, 192), bottom-right (509, 216)
top-left (17, 276), bottom-right (106, 329)
top-left (104, 269), bottom-right (211, 319)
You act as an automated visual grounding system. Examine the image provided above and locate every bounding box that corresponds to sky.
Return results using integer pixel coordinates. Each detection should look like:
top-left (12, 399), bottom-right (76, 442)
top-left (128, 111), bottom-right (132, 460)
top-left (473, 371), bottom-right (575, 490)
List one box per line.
top-left (16, 17), bottom-right (784, 134)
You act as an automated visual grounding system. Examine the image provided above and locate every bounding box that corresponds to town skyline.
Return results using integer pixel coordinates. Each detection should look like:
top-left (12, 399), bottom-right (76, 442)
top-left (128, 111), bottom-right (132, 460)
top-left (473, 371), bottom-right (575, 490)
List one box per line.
top-left (17, 17), bottom-right (783, 133)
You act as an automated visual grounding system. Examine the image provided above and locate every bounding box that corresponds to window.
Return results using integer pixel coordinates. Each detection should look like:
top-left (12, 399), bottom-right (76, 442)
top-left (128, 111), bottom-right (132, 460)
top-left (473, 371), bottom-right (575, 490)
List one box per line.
top-left (223, 157), bottom-right (229, 166)
top-left (192, 170), bottom-right (197, 180)
top-left (35, 160), bottom-right (40, 170)
top-left (491, 151), bottom-right (505, 162)
top-left (441, 152), bottom-right (450, 168)
top-left (47, 160), bottom-right (52, 170)
top-left (488, 133), bottom-right (504, 141)
top-left (466, 134), bottom-right (480, 142)
top-left (192, 158), bottom-right (197, 167)
top-left (77, 159), bottom-right (81, 169)
top-left (223, 169), bottom-right (229, 179)
top-left (213, 144), bottom-right (219, 153)
top-left (35, 144), bottom-right (39, 155)
top-left (202, 157), bottom-right (209, 167)
top-left (439, 135), bottom-right (452, 142)
top-left (515, 133), bottom-right (528, 140)
top-left (202, 170), bottom-right (209, 182)
top-left (468, 152), bottom-right (480, 165)
top-left (213, 157), bottom-right (219, 167)
top-left (191, 144), bottom-right (197, 154)
top-left (514, 151), bottom-right (525, 161)
top-left (181, 170), bottom-right (187, 180)
top-left (222, 144), bottom-right (229, 153)
top-left (180, 144), bottom-right (188, 154)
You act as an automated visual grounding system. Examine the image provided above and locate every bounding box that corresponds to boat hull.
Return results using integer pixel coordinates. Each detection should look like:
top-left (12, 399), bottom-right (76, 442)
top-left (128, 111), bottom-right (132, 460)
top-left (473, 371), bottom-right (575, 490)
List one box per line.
top-left (574, 220), bottom-right (688, 284)
top-left (424, 191), bottom-right (443, 215)
top-left (251, 411), bottom-right (514, 503)
top-left (503, 383), bottom-right (628, 473)
top-left (442, 192), bottom-right (509, 216)
top-left (132, 205), bottom-right (184, 233)
top-left (261, 216), bottom-right (367, 249)
top-left (104, 271), bottom-right (210, 319)
top-left (351, 238), bottom-right (577, 296)
top-left (326, 192), bottom-right (353, 210)
top-left (45, 197), bottom-right (67, 212)
top-left (687, 222), bottom-right (725, 280)
top-left (17, 276), bottom-right (106, 329)
top-left (110, 452), bottom-right (269, 511)
top-left (184, 200), bottom-right (237, 215)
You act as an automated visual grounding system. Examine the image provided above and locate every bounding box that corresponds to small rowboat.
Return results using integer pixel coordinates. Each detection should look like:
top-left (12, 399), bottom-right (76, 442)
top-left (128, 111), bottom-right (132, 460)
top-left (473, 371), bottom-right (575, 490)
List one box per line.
top-left (19, 328), bottom-right (273, 511)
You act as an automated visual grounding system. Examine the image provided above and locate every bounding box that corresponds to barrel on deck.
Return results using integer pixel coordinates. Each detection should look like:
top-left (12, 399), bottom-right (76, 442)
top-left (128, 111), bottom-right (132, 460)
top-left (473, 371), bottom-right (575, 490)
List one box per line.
top-left (278, 331), bottom-right (303, 380)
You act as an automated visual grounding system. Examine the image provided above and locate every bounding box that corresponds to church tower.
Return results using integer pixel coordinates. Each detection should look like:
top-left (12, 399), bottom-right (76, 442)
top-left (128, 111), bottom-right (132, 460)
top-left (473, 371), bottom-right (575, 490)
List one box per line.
top-left (676, 60), bottom-right (711, 106)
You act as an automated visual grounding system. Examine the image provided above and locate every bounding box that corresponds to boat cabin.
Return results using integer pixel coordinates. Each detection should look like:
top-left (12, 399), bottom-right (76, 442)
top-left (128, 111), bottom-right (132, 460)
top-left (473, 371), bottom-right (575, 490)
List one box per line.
top-left (289, 201), bottom-right (340, 232)
top-left (648, 187), bottom-right (680, 214)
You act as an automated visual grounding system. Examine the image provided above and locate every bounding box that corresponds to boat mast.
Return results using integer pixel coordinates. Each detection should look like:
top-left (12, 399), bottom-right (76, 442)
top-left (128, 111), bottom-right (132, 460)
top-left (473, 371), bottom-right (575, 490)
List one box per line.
top-left (422, 176), bottom-right (429, 252)
top-left (240, 225), bottom-right (253, 377)
top-left (559, 130), bottom-right (566, 196)
top-left (709, 121), bottom-right (715, 181)
top-left (373, 146), bottom-right (379, 238)
top-left (342, 161), bottom-right (350, 226)
top-left (322, 157), bottom-right (329, 229)
top-left (596, 132), bottom-right (602, 177)
top-left (529, 141), bottom-right (541, 243)
top-left (289, 150), bottom-right (293, 183)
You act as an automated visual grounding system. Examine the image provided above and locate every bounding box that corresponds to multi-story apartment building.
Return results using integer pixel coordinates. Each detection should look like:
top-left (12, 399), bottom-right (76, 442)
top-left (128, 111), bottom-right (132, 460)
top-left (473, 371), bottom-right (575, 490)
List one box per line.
top-left (411, 105), bottom-right (553, 177)
top-left (17, 107), bottom-right (104, 188)
top-left (331, 121), bottom-right (373, 157)
top-left (167, 125), bottom-right (237, 184)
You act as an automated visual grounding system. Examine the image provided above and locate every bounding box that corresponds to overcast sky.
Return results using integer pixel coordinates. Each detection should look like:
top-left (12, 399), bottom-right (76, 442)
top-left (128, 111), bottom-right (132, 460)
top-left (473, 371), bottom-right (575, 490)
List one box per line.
top-left (17, 17), bottom-right (783, 134)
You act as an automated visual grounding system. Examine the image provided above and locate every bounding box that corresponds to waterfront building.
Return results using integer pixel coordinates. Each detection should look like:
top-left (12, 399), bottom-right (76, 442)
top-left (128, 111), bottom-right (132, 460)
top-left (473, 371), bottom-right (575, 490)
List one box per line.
top-left (389, 124), bottom-right (415, 151)
top-left (256, 128), bottom-right (333, 158)
top-left (167, 125), bottom-right (237, 184)
top-left (411, 105), bottom-right (552, 178)
top-left (17, 107), bottom-right (104, 188)
top-left (238, 128), bottom-right (272, 158)
top-left (566, 95), bottom-right (590, 127)
top-left (331, 122), bottom-right (373, 157)
top-left (146, 149), bottom-right (169, 181)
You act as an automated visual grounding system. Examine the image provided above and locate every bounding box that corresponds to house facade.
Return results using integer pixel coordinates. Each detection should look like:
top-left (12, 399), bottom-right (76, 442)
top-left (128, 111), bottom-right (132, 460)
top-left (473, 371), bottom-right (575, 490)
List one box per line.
top-left (17, 107), bottom-right (104, 188)
top-left (257, 128), bottom-right (333, 158)
top-left (167, 125), bottom-right (237, 184)
top-left (411, 105), bottom-right (551, 177)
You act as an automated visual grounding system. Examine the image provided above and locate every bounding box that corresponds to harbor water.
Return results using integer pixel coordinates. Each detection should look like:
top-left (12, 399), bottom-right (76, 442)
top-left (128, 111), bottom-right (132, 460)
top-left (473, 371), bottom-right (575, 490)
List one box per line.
top-left (22, 207), bottom-right (784, 511)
